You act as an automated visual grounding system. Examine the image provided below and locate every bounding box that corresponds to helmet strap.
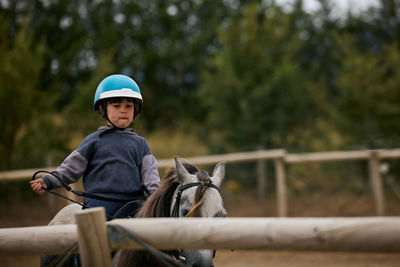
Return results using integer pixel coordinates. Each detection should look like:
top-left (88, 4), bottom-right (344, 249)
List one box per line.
top-left (106, 115), bottom-right (126, 130)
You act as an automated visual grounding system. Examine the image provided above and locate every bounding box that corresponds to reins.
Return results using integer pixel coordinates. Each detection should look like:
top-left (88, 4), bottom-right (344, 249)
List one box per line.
top-left (32, 170), bottom-right (91, 210)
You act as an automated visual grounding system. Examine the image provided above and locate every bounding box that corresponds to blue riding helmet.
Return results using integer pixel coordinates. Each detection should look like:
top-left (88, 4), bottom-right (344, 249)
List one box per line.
top-left (94, 74), bottom-right (143, 115)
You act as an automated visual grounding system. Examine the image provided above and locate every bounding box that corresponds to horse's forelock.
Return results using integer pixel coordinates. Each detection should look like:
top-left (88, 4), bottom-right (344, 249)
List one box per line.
top-left (186, 170), bottom-right (212, 217)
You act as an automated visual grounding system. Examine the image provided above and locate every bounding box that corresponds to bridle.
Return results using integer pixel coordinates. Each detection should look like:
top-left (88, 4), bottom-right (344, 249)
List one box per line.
top-left (171, 179), bottom-right (220, 218)
top-left (170, 178), bottom-right (220, 264)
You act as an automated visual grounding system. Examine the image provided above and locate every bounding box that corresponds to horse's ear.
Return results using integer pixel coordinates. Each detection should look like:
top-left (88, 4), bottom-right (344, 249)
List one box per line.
top-left (174, 157), bottom-right (194, 183)
top-left (211, 162), bottom-right (225, 187)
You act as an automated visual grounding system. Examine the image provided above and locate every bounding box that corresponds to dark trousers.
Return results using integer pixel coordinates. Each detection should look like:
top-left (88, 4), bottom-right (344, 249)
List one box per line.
top-left (85, 198), bottom-right (127, 217)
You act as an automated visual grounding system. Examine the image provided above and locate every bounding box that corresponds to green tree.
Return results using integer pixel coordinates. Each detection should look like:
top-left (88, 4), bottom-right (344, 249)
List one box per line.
top-left (336, 38), bottom-right (400, 148)
top-left (0, 21), bottom-right (44, 169)
top-left (198, 3), bottom-right (323, 152)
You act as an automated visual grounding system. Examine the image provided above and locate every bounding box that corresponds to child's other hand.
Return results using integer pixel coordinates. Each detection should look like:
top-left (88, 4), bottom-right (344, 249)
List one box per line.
top-left (29, 178), bottom-right (47, 195)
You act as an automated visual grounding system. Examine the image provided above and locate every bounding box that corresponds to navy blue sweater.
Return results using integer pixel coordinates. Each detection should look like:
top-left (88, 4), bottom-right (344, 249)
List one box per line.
top-left (43, 126), bottom-right (160, 200)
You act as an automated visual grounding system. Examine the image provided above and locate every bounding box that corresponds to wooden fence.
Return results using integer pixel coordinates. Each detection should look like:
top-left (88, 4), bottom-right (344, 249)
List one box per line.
top-left (1, 148), bottom-right (400, 217)
top-left (0, 208), bottom-right (400, 267)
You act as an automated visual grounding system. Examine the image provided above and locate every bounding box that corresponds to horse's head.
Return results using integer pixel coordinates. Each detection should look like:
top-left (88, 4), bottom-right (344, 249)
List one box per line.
top-left (171, 157), bottom-right (226, 218)
top-left (171, 157), bottom-right (226, 267)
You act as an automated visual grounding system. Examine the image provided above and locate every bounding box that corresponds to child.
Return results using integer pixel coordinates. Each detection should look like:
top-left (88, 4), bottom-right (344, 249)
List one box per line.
top-left (30, 74), bottom-right (160, 217)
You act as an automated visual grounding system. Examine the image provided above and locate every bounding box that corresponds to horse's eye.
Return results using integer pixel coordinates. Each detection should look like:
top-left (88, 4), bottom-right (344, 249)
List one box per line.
top-left (181, 208), bottom-right (190, 217)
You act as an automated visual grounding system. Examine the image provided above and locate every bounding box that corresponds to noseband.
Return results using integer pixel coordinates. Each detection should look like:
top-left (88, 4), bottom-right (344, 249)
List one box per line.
top-left (171, 178), bottom-right (220, 218)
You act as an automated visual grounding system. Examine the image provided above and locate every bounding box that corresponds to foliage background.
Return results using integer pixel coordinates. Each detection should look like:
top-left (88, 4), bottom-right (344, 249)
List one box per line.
top-left (1, 0), bottom-right (400, 213)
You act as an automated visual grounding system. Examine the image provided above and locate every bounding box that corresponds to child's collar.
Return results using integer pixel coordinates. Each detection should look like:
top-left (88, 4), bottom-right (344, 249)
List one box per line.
top-left (98, 125), bottom-right (135, 133)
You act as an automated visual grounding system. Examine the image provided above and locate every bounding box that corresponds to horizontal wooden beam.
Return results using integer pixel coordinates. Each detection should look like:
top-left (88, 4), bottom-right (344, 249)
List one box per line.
top-left (0, 167), bottom-right (54, 181)
top-left (286, 150), bottom-right (371, 163)
top-left (0, 224), bottom-right (77, 255)
top-left (157, 149), bottom-right (286, 168)
top-left (1, 217), bottom-right (400, 255)
top-left (108, 217), bottom-right (400, 252)
top-left (378, 149), bottom-right (400, 159)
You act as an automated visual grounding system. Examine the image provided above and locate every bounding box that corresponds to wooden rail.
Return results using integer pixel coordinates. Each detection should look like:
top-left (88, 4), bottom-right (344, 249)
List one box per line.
top-left (1, 208), bottom-right (400, 260)
top-left (157, 149), bottom-right (286, 167)
top-left (1, 149), bottom-right (400, 217)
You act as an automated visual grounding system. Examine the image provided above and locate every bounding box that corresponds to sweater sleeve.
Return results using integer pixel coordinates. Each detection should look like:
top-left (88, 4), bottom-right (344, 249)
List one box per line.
top-left (141, 154), bottom-right (160, 197)
top-left (43, 150), bottom-right (88, 190)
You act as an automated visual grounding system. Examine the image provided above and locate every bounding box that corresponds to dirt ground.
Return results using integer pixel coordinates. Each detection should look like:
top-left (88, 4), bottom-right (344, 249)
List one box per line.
top-left (215, 250), bottom-right (400, 267)
top-left (1, 193), bottom-right (400, 267)
top-left (3, 250), bottom-right (400, 267)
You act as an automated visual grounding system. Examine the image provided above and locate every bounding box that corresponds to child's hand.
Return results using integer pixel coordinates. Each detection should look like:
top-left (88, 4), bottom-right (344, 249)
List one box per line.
top-left (29, 178), bottom-right (47, 195)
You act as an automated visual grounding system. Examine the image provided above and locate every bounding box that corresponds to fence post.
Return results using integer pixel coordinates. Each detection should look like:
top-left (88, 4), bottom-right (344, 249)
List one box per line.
top-left (256, 149), bottom-right (267, 200)
top-left (75, 207), bottom-right (112, 267)
top-left (274, 151), bottom-right (287, 217)
top-left (368, 151), bottom-right (385, 216)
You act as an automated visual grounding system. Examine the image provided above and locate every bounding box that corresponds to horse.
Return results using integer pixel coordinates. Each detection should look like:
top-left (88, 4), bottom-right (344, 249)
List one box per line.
top-left (41, 157), bottom-right (226, 267)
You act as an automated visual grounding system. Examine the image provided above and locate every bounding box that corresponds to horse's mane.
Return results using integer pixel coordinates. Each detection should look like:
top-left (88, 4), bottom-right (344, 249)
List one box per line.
top-left (136, 162), bottom-right (199, 218)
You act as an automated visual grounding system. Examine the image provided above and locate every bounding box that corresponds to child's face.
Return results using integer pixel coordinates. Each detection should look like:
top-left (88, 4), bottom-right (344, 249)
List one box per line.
top-left (106, 98), bottom-right (135, 128)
